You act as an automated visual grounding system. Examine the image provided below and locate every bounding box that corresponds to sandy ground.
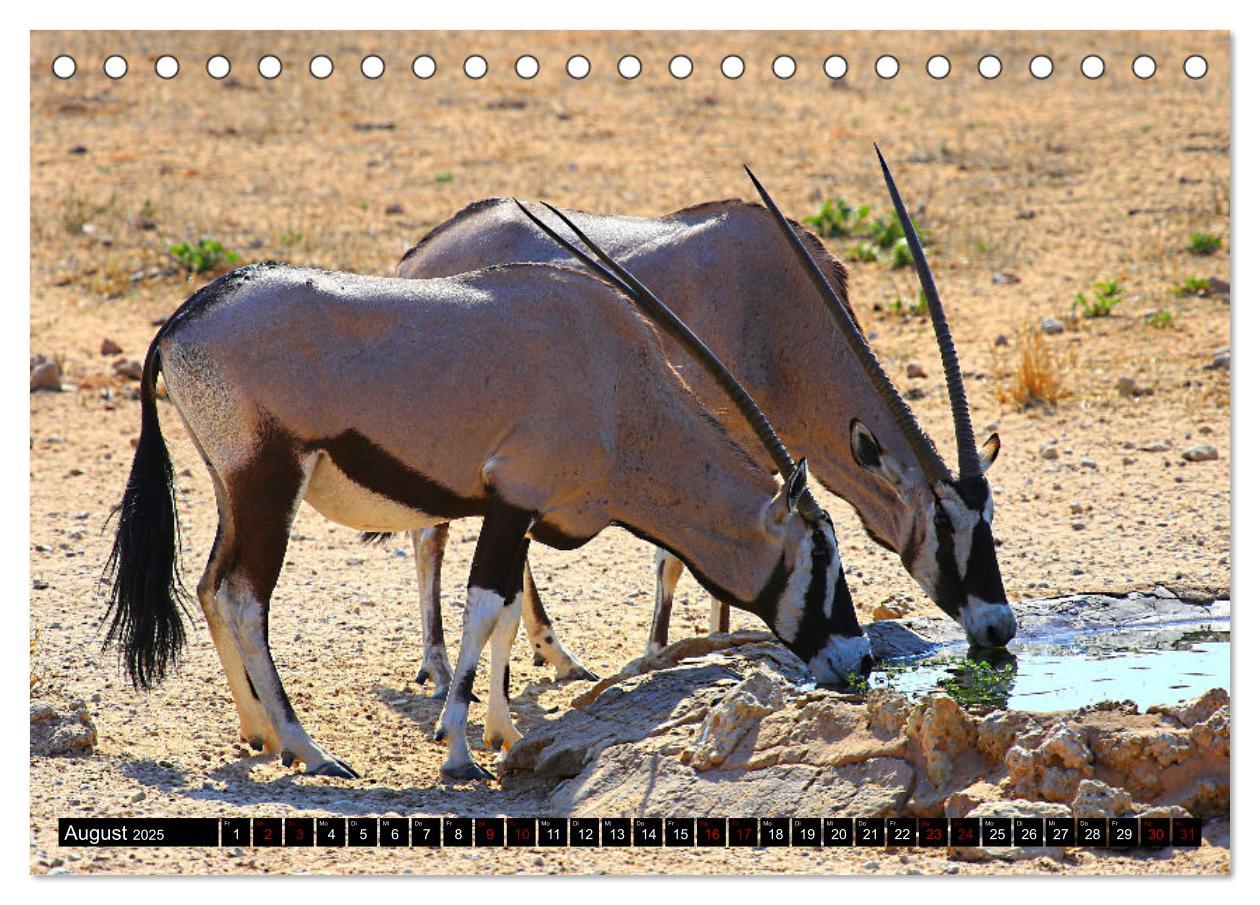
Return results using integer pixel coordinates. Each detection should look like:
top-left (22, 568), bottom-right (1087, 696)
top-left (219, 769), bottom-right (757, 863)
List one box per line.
top-left (29, 30), bottom-right (1229, 875)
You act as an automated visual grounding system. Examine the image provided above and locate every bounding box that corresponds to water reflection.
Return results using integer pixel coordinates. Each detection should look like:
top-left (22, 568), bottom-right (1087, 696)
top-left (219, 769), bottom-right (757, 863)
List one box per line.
top-left (868, 622), bottom-right (1229, 712)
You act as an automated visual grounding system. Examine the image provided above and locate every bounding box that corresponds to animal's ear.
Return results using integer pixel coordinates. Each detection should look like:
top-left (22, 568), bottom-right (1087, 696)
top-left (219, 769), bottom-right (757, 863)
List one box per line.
top-left (764, 459), bottom-right (810, 532)
top-left (979, 432), bottom-right (1001, 473)
top-left (850, 421), bottom-right (909, 493)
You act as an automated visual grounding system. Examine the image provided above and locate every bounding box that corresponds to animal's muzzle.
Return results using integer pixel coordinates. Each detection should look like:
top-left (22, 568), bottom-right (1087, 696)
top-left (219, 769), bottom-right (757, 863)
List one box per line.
top-left (961, 599), bottom-right (1017, 648)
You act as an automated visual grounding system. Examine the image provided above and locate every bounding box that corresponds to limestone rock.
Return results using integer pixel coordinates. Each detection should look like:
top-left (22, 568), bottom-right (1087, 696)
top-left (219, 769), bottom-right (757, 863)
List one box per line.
top-left (906, 695), bottom-right (976, 788)
top-left (950, 799), bottom-right (1071, 861)
top-left (1071, 779), bottom-right (1134, 818)
top-left (31, 698), bottom-right (97, 756)
top-left (680, 670), bottom-right (784, 771)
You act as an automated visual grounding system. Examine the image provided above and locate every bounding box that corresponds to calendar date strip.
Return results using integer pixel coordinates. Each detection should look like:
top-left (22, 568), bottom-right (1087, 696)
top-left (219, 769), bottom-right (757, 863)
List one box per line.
top-left (58, 816), bottom-right (1202, 849)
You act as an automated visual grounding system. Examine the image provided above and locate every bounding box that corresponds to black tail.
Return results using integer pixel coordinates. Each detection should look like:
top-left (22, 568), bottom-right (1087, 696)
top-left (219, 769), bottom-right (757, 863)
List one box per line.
top-left (102, 338), bottom-right (191, 689)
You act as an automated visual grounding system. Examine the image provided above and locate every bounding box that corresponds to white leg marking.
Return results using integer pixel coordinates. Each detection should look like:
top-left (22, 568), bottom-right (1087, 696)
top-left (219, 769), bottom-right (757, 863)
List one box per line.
top-left (484, 592), bottom-right (524, 752)
top-left (436, 586), bottom-right (502, 778)
top-left (199, 587), bottom-right (276, 752)
top-left (413, 526), bottom-right (454, 696)
top-left (217, 581), bottom-right (352, 775)
top-left (521, 560), bottom-right (596, 681)
top-left (708, 598), bottom-right (727, 634)
top-left (646, 549), bottom-right (684, 655)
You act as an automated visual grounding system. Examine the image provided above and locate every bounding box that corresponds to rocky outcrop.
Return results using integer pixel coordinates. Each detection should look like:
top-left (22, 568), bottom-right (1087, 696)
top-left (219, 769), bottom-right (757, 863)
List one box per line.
top-left (502, 633), bottom-right (1230, 821)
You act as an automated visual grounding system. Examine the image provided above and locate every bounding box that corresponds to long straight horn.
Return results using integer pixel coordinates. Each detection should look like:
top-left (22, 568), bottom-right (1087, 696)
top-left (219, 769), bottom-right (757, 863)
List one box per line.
top-left (513, 199), bottom-right (823, 520)
top-left (874, 145), bottom-right (981, 479)
top-left (742, 166), bottom-right (950, 485)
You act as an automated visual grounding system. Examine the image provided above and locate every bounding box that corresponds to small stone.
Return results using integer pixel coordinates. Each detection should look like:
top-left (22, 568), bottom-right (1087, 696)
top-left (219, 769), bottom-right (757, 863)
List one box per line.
top-left (873, 596), bottom-right (911, 621)
top-left (384, 203), bottom-right (405, 215)
top-left (130, 790), bottom-right (146, 802)
top-left (1041, 317), bottom-right (1065, 336)
top-left (905, 387), bottom-right (926, 401)
top-left (1069, 502), bottom-right (1084, 514)
top-left (1040, 443), bottom-right (1059, 461)
top-left (994, 334), bottom-right (1009, 346)
top-left (30, 361), bottom-right (62, 392)
top-left (1204, 350), bottom-right (1230, 371)
top-left (1080, 458), bottom-right (1098, 470)
top-left (1183, 444), bottom-right (1219, 462)
top-left (100, 338), bottom-right (123, 356)
top-left (113, 360), bottom-right (143, 381)
top-left (1071, 522), bottom-right (1086, 531)
top-left (906, 362), bottom-right (927, 379)
top-left (1116, 376), bottom-right (1153, 397)
top-left (991, 271), bottom-right (1021, 285)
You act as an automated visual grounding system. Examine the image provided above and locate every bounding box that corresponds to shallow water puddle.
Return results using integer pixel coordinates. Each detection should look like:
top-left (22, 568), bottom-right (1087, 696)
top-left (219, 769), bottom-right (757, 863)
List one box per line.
top-left (869, 622), bottom-right (1229, 712)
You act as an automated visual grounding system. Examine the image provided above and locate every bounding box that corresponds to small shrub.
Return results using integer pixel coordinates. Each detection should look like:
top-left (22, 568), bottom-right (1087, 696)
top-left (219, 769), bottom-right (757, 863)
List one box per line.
top-left (889, 237), bottom-right (913, 269)
top-left (847, 241), bottom-right (879, 263)
top-left (1175, 277), bottom-right (1211, 297)
top-left (59, 191), bottom-right (115, 235)
top-left (889, 290), bottom-right (928, 318)
top-left (1147, 307), bottom-right (1176, 329)
top-left (1072, 279), bottom-right (1124, 318)
top-left (995, 326), bottom-right (1069, 409)
top-left (434, 171), bottom-right (454, 184)
top-left (804, 197), bottom-right (871, 238)
top-left (1188, 232), bottom-right (1222, 256)
top-left (169, 238), bottom-right (239, 275)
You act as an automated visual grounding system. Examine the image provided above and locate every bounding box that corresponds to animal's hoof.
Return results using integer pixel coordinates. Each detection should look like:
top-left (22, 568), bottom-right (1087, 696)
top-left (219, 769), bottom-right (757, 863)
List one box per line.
top-left (281, 749), bottom-right (296, 767)
top-left (569, 667), bottom-right (599, 682)
top-left (242, 735), bottom-right (265, 752)
top-left (533, 652), bottom-right (546, 667)
top-left (416, 667), bottom-right (430, 685)
top-left (441, 760), bottom-right (494, 782)
top-left (433, 725), bottom-right (447, 742)
top-left (430, 686), bottom-right (449, 701)
top-left (485, 734), bottom-right (503, 752)
top-left (307, 759), bottom-right (359, 779)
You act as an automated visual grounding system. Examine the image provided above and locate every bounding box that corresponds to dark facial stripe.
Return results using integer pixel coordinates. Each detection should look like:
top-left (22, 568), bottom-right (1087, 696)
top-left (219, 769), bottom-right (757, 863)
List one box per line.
top-left (964, 520), bottom-right (1006, 603)
top-left (931, 504), bottom-right (965, 618)
top-left (931, 481), bottom-right (1007, 615)
top-left (781, 529), bottom-right (862, 664)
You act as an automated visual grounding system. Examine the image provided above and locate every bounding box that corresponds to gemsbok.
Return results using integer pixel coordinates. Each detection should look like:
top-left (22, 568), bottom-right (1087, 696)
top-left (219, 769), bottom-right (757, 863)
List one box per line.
top-left (391, 149), bottom-right (1015, 688)
top-left (103, 208), bottom-right (872, 781)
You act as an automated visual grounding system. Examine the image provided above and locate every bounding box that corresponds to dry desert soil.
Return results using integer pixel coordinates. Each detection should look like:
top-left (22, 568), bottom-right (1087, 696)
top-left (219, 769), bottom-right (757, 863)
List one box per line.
top-left (29, 30), bottom-right (1229, 875)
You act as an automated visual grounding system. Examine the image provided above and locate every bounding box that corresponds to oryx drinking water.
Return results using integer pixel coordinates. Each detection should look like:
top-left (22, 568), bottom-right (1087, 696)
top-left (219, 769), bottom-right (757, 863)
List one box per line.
top-left (392, 149), bottom-right (1014, 690)
top-left (103, 210), bottom-right (872, 781)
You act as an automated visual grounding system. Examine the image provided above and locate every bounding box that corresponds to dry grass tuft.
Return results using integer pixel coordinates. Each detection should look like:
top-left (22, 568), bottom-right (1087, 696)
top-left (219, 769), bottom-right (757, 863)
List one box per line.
top-left (995, 326), bottom-right (1070, 409)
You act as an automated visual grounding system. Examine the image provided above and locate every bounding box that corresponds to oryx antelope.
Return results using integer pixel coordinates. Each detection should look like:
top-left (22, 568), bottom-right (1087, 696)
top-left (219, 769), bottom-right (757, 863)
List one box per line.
top-left (390, 150), bottom-right (1015, 686)
top-left (103, 214), bottom-right (872, 781)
